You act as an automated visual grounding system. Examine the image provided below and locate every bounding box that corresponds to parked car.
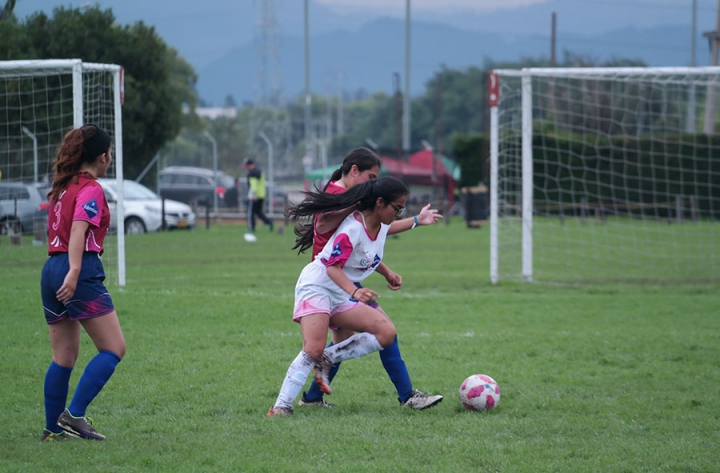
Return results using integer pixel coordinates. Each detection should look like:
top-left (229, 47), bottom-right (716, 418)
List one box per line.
top-left (0, 181), bottom-right (49, 235)
top-left (158, 165), bottom-right (288, 213)
top-left (158, 166), bottom-right (235, 207)
top-left (98, 179), bottom-right (196, 234)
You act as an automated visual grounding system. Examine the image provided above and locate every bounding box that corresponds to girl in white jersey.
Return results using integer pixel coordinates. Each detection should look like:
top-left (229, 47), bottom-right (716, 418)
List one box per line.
top-left (267, 177), bottom-right (409, 416)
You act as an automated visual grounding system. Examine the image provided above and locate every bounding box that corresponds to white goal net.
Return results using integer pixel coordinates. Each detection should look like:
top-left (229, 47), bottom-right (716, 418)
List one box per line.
top-left (489, 67), bottom-right (720, 284)
top-left (0, 59), bottom-right (125, 285)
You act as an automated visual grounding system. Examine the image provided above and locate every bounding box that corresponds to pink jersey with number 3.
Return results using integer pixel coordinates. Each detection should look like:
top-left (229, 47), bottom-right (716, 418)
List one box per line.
top-left (47, 175), bottom-right (110, 255)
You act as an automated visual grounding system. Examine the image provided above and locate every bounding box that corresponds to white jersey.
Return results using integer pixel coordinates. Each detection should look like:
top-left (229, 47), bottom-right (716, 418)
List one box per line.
top-left (294, 211), bottom-right (389, 313)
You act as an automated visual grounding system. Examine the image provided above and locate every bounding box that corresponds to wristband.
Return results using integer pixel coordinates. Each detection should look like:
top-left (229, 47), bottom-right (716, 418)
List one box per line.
top-left (351, 288), bottom-right (359, 299)
top-left (412, 215), bottom-right (419, 229)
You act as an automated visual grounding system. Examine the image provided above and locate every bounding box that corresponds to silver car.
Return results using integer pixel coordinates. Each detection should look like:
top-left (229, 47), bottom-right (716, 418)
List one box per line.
top-left (0, 181), bottom-right (49, 235)
top-left (98, 179), bottom-right (196, 234)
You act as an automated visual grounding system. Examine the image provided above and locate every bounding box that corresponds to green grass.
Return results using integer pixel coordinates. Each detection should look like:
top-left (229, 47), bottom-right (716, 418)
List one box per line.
top-left (1, 219), bottom-right (719, 472)
top-left (498, 216), bottom-right (720, 283)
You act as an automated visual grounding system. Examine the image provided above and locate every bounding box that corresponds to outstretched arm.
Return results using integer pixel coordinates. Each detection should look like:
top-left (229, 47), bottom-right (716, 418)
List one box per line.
top-left (388, 203), bottom-right (443, 235)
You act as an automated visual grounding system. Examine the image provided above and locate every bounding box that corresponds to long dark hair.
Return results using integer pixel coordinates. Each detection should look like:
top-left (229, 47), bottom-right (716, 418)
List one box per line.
top-left (323, 147), bottom-right (382, 191)
top-left (291, 147), bottom-right (383, 254)
top-left (289, 176), bottom-right (408, 254)
top-left (48, 125), bottom-right (111, 203)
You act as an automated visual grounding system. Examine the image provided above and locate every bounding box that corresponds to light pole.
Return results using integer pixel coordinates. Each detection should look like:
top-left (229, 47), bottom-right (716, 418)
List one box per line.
top-left (203, 130), bottom-right (218, 215)
top-left (258, 130), bottom-right (274, 215)
top-left (422, 139), bottom-right (438, 202)
top-left (313, 137), bottom-right (328, 183)
top-left (21, 127), bottom-right (38, 182)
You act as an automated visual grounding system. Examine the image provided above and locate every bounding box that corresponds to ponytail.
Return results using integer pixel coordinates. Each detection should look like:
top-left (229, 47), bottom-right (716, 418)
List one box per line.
top-left (289, 176), bottom-right (408, 253)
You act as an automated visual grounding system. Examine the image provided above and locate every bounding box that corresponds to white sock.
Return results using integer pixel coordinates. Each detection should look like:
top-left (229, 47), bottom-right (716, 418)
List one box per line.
top-left (273, 351), bottom-right (315, 409)
top-left (324, 332), bottom-right (382, 364)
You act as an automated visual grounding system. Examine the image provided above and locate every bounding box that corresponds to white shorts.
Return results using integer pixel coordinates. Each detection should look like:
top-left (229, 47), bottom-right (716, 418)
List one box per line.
top-left (292, 284), bottom-right (362, 323)
top-left (292, 262), bottom-right (365, 325)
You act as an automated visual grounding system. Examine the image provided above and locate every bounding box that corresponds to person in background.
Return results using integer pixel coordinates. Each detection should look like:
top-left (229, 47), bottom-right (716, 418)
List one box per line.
top-left (294, 147), bottom-right (444, 410)
top-left (242, 158), bottom-right (273, 234)
top-left (40, 125), bottom-right (126, 441)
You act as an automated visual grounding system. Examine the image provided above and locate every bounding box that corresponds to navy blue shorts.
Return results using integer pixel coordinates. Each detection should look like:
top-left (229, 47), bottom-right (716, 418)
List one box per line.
top-left (41, 253), bottom-right (115, 324)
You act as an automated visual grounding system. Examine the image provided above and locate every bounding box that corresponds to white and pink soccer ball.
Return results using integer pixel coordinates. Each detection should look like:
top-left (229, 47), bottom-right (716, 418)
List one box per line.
top-left (459, 374), bottom-right (500, 411)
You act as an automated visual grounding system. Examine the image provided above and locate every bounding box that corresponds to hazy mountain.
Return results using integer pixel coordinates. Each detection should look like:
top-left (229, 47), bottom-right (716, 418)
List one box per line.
top-left (12, 0), bottom-right (715, 105)
top-left (198, 18), bottom-right (706, 106)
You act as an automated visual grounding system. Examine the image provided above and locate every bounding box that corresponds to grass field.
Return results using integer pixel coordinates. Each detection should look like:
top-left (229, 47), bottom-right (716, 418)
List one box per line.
top-left (1, 218), bottom-right (719, 472)
top-left (498, 217), bottom-right (720, 283)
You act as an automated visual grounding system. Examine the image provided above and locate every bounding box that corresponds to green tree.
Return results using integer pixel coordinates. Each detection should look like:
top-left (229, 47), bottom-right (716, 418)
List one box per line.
top-left (0, 6), bottom-right (197, 179)
top-left (0, 0), bottom-right (15, 22)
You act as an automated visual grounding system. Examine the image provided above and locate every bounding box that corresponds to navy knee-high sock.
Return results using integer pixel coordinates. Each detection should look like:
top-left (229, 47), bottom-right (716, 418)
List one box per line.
top-left (44, 361), bottom-right (73, 432)
top-left (68, 350), bottom-right (121, 417)
top-left (379, 336), bottom-right (414, 403)
top-left (304, 342), bottom-right (341, 401)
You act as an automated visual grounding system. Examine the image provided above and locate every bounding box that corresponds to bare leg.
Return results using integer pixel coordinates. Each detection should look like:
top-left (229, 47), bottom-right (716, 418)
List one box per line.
top-left (48, 318), bottom-right (82, 368)
top-left (80, 310), bottom-right (126, 357)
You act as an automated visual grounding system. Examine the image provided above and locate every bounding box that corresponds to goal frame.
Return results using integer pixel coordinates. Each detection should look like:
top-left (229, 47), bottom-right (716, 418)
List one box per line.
top-left (489, 66), bottom-right (720, 285)
top-left (0, 59), bottom-right (126, 285)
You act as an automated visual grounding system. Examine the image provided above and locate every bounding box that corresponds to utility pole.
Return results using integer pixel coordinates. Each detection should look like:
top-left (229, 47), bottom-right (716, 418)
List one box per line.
top-left (702, 0), bottom-right (720, 134)
top-left (203, 131), bottom-right (218, 215)
top-left (304, 0), bottom-right (313, 164)
top-left (394, 72), bottom-right (403, 160)
top-left (687, 0), bottom-right (697, 132)
top-left (250, 0), bottom-right (290, 175)
top-left (326, 72), bottom-right (333, 147)
top-left (550, 12), bottom-right (557, 66)
top-left (403, 0), bottom-right (411, 161)
top-left (691, 0), bottom-right (697, 67)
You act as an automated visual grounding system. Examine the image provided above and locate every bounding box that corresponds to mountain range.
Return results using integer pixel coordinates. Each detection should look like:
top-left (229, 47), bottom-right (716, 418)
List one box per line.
top-left (12, 0), bottom-right (718, 105)
top-left (198, 19), bottom-right (708, 106)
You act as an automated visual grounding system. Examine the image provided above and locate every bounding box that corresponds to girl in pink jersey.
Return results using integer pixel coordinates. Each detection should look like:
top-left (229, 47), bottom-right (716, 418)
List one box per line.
top-left (292, 148), bottom-right (444, 410)
top-left (39, 125), bottom-right (126, 441)
top-left (268, 177), bottom-right (411, 416)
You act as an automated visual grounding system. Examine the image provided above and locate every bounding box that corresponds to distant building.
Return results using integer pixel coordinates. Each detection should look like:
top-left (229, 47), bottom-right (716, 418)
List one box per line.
top-left (184, 105), bottom-right (238, 120)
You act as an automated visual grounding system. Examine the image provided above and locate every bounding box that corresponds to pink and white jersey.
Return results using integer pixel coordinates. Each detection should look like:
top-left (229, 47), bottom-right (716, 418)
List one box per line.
top-left (47, 175), bottom-right (110, 255)
top-left (306, 211), bottom-right (389, 285)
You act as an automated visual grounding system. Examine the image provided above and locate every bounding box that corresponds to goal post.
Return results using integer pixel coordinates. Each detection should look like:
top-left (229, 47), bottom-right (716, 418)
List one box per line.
top-left (0, 59), bottom-right (126, 285)
top-left (490, 66), bottom-right (720, 284)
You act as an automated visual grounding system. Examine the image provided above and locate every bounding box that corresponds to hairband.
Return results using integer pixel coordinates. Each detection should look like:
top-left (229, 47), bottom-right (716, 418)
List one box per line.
top-left (82, 125), bottom-right (111, 162)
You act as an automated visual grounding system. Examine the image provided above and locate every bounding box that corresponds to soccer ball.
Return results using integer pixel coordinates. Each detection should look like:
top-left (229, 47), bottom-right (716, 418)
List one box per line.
top-left (459, 374), bottom-right (500, 411)
top-left (243, 233), bottom-right (257, 242)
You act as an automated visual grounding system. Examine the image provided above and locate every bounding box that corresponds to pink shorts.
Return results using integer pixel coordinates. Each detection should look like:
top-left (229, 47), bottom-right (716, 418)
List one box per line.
top-left (292, 295), bottom-right (363, 329)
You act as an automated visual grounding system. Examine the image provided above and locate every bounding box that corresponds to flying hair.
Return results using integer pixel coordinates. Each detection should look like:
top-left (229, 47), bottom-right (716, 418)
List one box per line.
top-left (289, 176), bottom-right (408, 254)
